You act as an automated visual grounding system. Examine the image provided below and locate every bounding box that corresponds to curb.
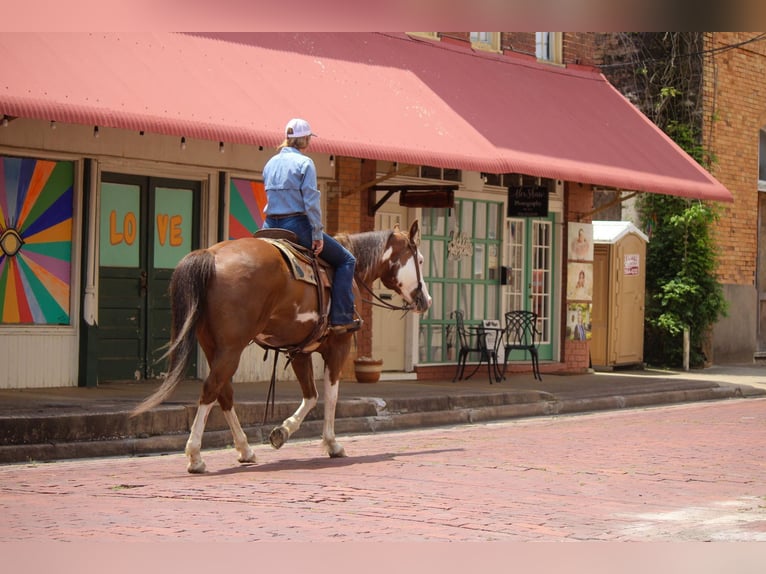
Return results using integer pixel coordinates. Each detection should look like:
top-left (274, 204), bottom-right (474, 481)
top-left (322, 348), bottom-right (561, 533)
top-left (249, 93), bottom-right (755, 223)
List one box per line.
top-left (0, 384), bottom-right (757, 465)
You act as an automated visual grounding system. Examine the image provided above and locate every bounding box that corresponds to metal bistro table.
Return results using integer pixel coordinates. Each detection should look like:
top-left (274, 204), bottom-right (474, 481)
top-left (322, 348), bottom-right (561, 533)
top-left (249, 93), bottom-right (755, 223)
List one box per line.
top-left (479, 321), bottom-right (506, 383)
top-left (451, 311), bottom-right (506, 383)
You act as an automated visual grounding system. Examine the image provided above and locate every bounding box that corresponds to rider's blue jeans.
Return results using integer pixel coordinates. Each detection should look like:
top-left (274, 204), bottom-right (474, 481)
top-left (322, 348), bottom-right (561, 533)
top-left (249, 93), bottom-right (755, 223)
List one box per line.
top-left (263, 215), bottom-right (357, 325)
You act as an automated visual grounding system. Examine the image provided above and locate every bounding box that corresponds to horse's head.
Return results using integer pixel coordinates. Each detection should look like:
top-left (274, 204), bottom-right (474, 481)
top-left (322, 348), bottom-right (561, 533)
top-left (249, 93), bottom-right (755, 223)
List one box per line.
top-left (380, 220), bottom-right (432, 313)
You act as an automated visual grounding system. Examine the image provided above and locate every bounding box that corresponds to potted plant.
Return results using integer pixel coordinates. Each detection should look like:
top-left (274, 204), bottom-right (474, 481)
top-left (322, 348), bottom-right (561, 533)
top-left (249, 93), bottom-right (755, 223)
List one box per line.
top-left (353, 356), bottom-right (383, 383)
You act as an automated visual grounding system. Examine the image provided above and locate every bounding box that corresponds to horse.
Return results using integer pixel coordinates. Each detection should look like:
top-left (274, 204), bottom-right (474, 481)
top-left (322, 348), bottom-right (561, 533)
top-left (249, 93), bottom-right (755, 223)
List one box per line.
top-left (131, 220), bottom-right (432, 473)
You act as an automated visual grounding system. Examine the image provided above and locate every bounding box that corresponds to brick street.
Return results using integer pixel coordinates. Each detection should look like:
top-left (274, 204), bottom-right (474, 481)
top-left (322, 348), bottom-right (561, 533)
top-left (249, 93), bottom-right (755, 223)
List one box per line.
top-left (1, 398), bottom-right (765, 542)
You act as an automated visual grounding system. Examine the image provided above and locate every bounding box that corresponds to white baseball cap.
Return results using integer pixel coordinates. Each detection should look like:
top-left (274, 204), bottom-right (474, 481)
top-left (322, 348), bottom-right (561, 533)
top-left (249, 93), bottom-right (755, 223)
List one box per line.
top-left (285, 118), bottom-right (317, 138)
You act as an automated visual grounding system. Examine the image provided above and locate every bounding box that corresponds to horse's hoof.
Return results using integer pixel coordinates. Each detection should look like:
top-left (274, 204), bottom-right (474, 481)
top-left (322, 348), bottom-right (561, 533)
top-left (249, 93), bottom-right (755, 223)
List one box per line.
top-left (187, 459), bottom-right (207, 474)
top-left (269, 427), bottom-right (288, 450)
top-left (328, 445), bottom-right (347, 458)
top-left (238, 448), bottom-right (257, 464)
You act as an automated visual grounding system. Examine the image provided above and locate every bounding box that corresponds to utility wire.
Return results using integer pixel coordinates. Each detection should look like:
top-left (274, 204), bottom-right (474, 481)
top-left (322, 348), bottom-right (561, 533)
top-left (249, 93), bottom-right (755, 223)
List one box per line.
top-left (596, 32), bottom-right (766, 70)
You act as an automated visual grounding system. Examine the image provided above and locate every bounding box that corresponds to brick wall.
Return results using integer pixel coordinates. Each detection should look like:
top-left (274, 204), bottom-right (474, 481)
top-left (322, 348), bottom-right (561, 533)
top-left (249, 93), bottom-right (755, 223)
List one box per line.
top-left (702, 32), bottom-right (766, 286)
top-left (564, 340), bottom-right (590, 371)
top-left (329, 156), bottom-right (377, 379)
top-left (565, 182), bottom-right (595, 373)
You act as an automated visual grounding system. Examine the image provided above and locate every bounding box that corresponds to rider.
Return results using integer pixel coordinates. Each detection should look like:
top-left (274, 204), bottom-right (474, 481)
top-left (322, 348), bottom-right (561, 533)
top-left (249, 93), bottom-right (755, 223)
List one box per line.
top-left (262, 118), bottom-right (361, 335)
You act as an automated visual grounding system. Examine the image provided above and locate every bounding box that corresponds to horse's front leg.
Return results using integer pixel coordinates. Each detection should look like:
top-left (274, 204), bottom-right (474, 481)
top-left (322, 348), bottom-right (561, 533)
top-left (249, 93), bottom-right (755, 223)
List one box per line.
top-left (321, 333), bottom-right (351, 458)
top-left (269, 353), bottom-right (317, 450)
top-left (321, 363), bottom-right (346, 458)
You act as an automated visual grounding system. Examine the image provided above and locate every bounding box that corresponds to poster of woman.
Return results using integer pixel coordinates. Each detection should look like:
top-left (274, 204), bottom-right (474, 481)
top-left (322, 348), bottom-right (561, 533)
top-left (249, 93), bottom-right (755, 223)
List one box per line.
top-left (566, 262), bottom-right (593, 301)
top-left (568, 223), bottom-right (593, 262)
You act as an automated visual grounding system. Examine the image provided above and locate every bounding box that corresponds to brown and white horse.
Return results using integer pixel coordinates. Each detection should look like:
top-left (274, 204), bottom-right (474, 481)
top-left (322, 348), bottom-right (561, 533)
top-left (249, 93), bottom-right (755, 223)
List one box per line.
top-left (132, 221), bottom-right (431, 473)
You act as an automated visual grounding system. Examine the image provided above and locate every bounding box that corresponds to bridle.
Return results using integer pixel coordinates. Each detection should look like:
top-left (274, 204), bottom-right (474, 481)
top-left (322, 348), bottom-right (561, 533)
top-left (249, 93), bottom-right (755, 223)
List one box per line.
top-left (357, 236), bottom-right (425, 315)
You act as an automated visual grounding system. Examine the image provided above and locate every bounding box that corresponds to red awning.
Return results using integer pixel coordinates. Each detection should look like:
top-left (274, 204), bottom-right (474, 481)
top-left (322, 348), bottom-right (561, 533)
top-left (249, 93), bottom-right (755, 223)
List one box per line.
top-left (0, 32), bottom-right (732, 202)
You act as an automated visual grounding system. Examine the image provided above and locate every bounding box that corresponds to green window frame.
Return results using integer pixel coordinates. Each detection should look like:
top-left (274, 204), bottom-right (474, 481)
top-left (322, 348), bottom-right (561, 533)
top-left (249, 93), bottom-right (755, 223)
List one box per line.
top-left (419, 198), bottom-right (503, 363)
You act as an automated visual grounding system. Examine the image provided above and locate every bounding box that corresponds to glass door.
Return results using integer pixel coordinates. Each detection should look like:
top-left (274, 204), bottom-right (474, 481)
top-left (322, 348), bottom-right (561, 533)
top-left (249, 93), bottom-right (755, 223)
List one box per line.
top-left (503, 216), bottom-right (555, 361)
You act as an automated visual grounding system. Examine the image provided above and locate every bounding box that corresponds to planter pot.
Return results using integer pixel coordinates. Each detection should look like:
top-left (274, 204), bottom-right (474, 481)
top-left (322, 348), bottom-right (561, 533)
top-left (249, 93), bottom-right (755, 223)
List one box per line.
top-left (354, 358), bottom-right (383, 383)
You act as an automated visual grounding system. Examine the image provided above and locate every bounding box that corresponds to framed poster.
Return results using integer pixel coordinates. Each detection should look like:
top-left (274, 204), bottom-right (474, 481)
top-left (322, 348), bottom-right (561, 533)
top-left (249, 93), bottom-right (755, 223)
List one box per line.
top-left (568, 223), bottom-right (593, 262)
top-left (566, 262), bottom-right (593, 302)
top-left (567, 302), bottom-right (592, 341)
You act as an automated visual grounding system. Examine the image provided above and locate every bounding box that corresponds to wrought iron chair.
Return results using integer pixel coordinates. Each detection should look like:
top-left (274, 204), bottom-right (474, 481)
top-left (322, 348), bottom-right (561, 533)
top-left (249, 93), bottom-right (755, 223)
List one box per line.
top-left (501, 310), bottom-right (543, 381)
top-left (451, 310), bottom-right (498, 382)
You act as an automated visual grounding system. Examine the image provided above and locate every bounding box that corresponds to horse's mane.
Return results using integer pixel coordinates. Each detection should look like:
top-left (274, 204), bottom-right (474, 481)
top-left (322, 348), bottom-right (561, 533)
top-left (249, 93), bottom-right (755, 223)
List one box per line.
top-left (336, 229), bottom-right (393, 283)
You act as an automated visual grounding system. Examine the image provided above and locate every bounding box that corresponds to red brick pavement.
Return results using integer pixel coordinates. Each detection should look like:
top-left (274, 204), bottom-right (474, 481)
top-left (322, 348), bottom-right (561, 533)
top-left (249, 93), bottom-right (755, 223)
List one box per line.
top-left (1, 398), bottom-right (765, 542)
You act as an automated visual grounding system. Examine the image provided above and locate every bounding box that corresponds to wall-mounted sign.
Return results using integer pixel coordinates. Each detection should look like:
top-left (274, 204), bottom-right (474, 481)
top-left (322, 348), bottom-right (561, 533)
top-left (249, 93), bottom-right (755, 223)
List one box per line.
top-left (399, 189), bottom-right (454, 208)
top-left (447, 230), bottom-right (473, 260)
top-left (507, 185), bottom-right (548, 217)
top-left (624, 254), bottom-right (640, 276)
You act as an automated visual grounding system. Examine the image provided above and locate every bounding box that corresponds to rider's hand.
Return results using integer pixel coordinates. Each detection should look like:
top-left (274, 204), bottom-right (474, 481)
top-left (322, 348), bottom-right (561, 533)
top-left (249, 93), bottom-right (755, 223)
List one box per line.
top-left (313, 239), bottom-right (324, 255)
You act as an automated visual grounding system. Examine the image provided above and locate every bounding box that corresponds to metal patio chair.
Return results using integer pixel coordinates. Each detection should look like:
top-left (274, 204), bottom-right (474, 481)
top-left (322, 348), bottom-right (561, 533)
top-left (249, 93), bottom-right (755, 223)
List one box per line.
top-left (501, 310), bottom-right (543, 381)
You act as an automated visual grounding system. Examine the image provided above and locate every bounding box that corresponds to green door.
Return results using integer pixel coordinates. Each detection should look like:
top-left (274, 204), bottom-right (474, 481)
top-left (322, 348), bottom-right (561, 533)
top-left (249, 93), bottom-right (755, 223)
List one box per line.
top-left (97, 173), bottom-right (200, 381)
top-left (504, 216), bottom-right (555, 361)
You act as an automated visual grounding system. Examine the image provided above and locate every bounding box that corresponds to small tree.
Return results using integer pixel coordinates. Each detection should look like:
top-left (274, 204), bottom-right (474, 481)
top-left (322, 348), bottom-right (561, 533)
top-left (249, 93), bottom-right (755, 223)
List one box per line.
top-left (639, 193), bottom-right (727, 367)
top-left (602, 33), bottom-right (728, 367)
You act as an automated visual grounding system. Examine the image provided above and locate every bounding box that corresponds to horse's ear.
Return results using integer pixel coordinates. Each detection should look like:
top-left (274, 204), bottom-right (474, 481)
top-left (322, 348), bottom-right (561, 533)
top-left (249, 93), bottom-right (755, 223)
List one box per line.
top-left (393, 223), bottom-right (401, 233)
top-left (409, 220), bottom-right (420, 246)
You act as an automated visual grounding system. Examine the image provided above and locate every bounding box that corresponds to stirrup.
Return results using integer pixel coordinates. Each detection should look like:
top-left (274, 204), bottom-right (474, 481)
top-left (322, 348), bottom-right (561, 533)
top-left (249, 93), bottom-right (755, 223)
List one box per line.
top-left (329, 319), bottom-right (363, 334)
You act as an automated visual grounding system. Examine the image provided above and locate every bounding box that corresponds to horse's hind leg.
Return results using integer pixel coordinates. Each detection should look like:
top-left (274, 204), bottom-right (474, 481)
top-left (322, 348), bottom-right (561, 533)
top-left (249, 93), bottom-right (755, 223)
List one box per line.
top-left (185, 347), bottom-right (244, 473)
top-left (269, 353), bottom-right (318, 450)
top-left (185, 401), bottom-right (213, 474)
top-left (218, 378), bottom-right (256, 464)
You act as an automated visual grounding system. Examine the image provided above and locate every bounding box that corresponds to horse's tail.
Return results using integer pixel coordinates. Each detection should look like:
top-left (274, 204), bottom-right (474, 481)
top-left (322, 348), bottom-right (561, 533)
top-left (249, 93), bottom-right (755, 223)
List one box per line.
top-left (131, 249), bottom-right (216, 416)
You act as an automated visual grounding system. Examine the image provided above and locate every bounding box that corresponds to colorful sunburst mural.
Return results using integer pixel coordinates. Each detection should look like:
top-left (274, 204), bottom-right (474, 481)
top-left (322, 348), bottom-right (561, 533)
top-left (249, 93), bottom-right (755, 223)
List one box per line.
top-left (0, 156), bottom-right (73, 324)
top-left (229, 178), bottom-right (266, 239)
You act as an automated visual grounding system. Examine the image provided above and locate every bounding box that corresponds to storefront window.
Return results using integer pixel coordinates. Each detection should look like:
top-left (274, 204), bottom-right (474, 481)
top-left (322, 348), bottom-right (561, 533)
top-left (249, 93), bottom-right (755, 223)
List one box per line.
top-left (419, 198), bottom-right (503, 363)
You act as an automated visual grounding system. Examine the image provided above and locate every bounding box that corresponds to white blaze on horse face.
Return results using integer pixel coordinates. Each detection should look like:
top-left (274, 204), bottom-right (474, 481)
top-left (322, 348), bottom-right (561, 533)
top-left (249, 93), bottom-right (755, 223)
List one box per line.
top-left (397, 250), bottom-right (432, 309)
top-left (415, 249), bottom-right (432, 309)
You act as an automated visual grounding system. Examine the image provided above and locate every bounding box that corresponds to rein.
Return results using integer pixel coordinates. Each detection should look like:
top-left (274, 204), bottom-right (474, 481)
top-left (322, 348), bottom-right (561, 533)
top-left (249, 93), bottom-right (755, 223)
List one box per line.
top-left (357, 278), bottom-right (412, 313)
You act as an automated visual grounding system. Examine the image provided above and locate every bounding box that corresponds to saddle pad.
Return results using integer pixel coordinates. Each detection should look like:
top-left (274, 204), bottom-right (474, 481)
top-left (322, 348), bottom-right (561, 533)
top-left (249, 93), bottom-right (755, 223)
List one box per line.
top-left (261, 238), bottom-right (319, 286)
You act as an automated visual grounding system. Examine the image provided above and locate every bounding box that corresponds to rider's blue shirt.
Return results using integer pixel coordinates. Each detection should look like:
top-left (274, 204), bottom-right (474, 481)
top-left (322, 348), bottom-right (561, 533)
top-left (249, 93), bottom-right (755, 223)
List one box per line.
top-left (263, 146), bottom-right (323, 242)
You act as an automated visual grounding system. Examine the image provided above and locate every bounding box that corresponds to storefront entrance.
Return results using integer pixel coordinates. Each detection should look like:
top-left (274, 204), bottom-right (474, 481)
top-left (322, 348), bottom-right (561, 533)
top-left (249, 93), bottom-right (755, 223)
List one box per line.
top-left (503, 216), bottom-right (555, 362)
top-left (96, 173), bottom-right (200, 381)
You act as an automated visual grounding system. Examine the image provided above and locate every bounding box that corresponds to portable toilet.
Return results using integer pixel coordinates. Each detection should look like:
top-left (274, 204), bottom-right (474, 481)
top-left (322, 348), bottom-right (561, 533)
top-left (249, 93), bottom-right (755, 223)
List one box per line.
top-left (591, 221), bottom-right (649, 369)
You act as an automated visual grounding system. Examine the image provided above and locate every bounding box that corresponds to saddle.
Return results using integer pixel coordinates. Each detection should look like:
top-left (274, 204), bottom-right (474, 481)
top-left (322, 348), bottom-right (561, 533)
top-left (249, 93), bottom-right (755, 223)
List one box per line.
top-left (253, 228), bottom-right (333, 352)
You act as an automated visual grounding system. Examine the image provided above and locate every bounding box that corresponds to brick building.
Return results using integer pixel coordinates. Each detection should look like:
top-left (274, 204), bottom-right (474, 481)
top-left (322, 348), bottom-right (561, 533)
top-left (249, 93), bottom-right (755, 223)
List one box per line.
top-left (0, 32), bottom-right (731, 389)
top-left (592, 32), bottom-right (766, 363)
top-left (702, 32), bottom-right (766, 362)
